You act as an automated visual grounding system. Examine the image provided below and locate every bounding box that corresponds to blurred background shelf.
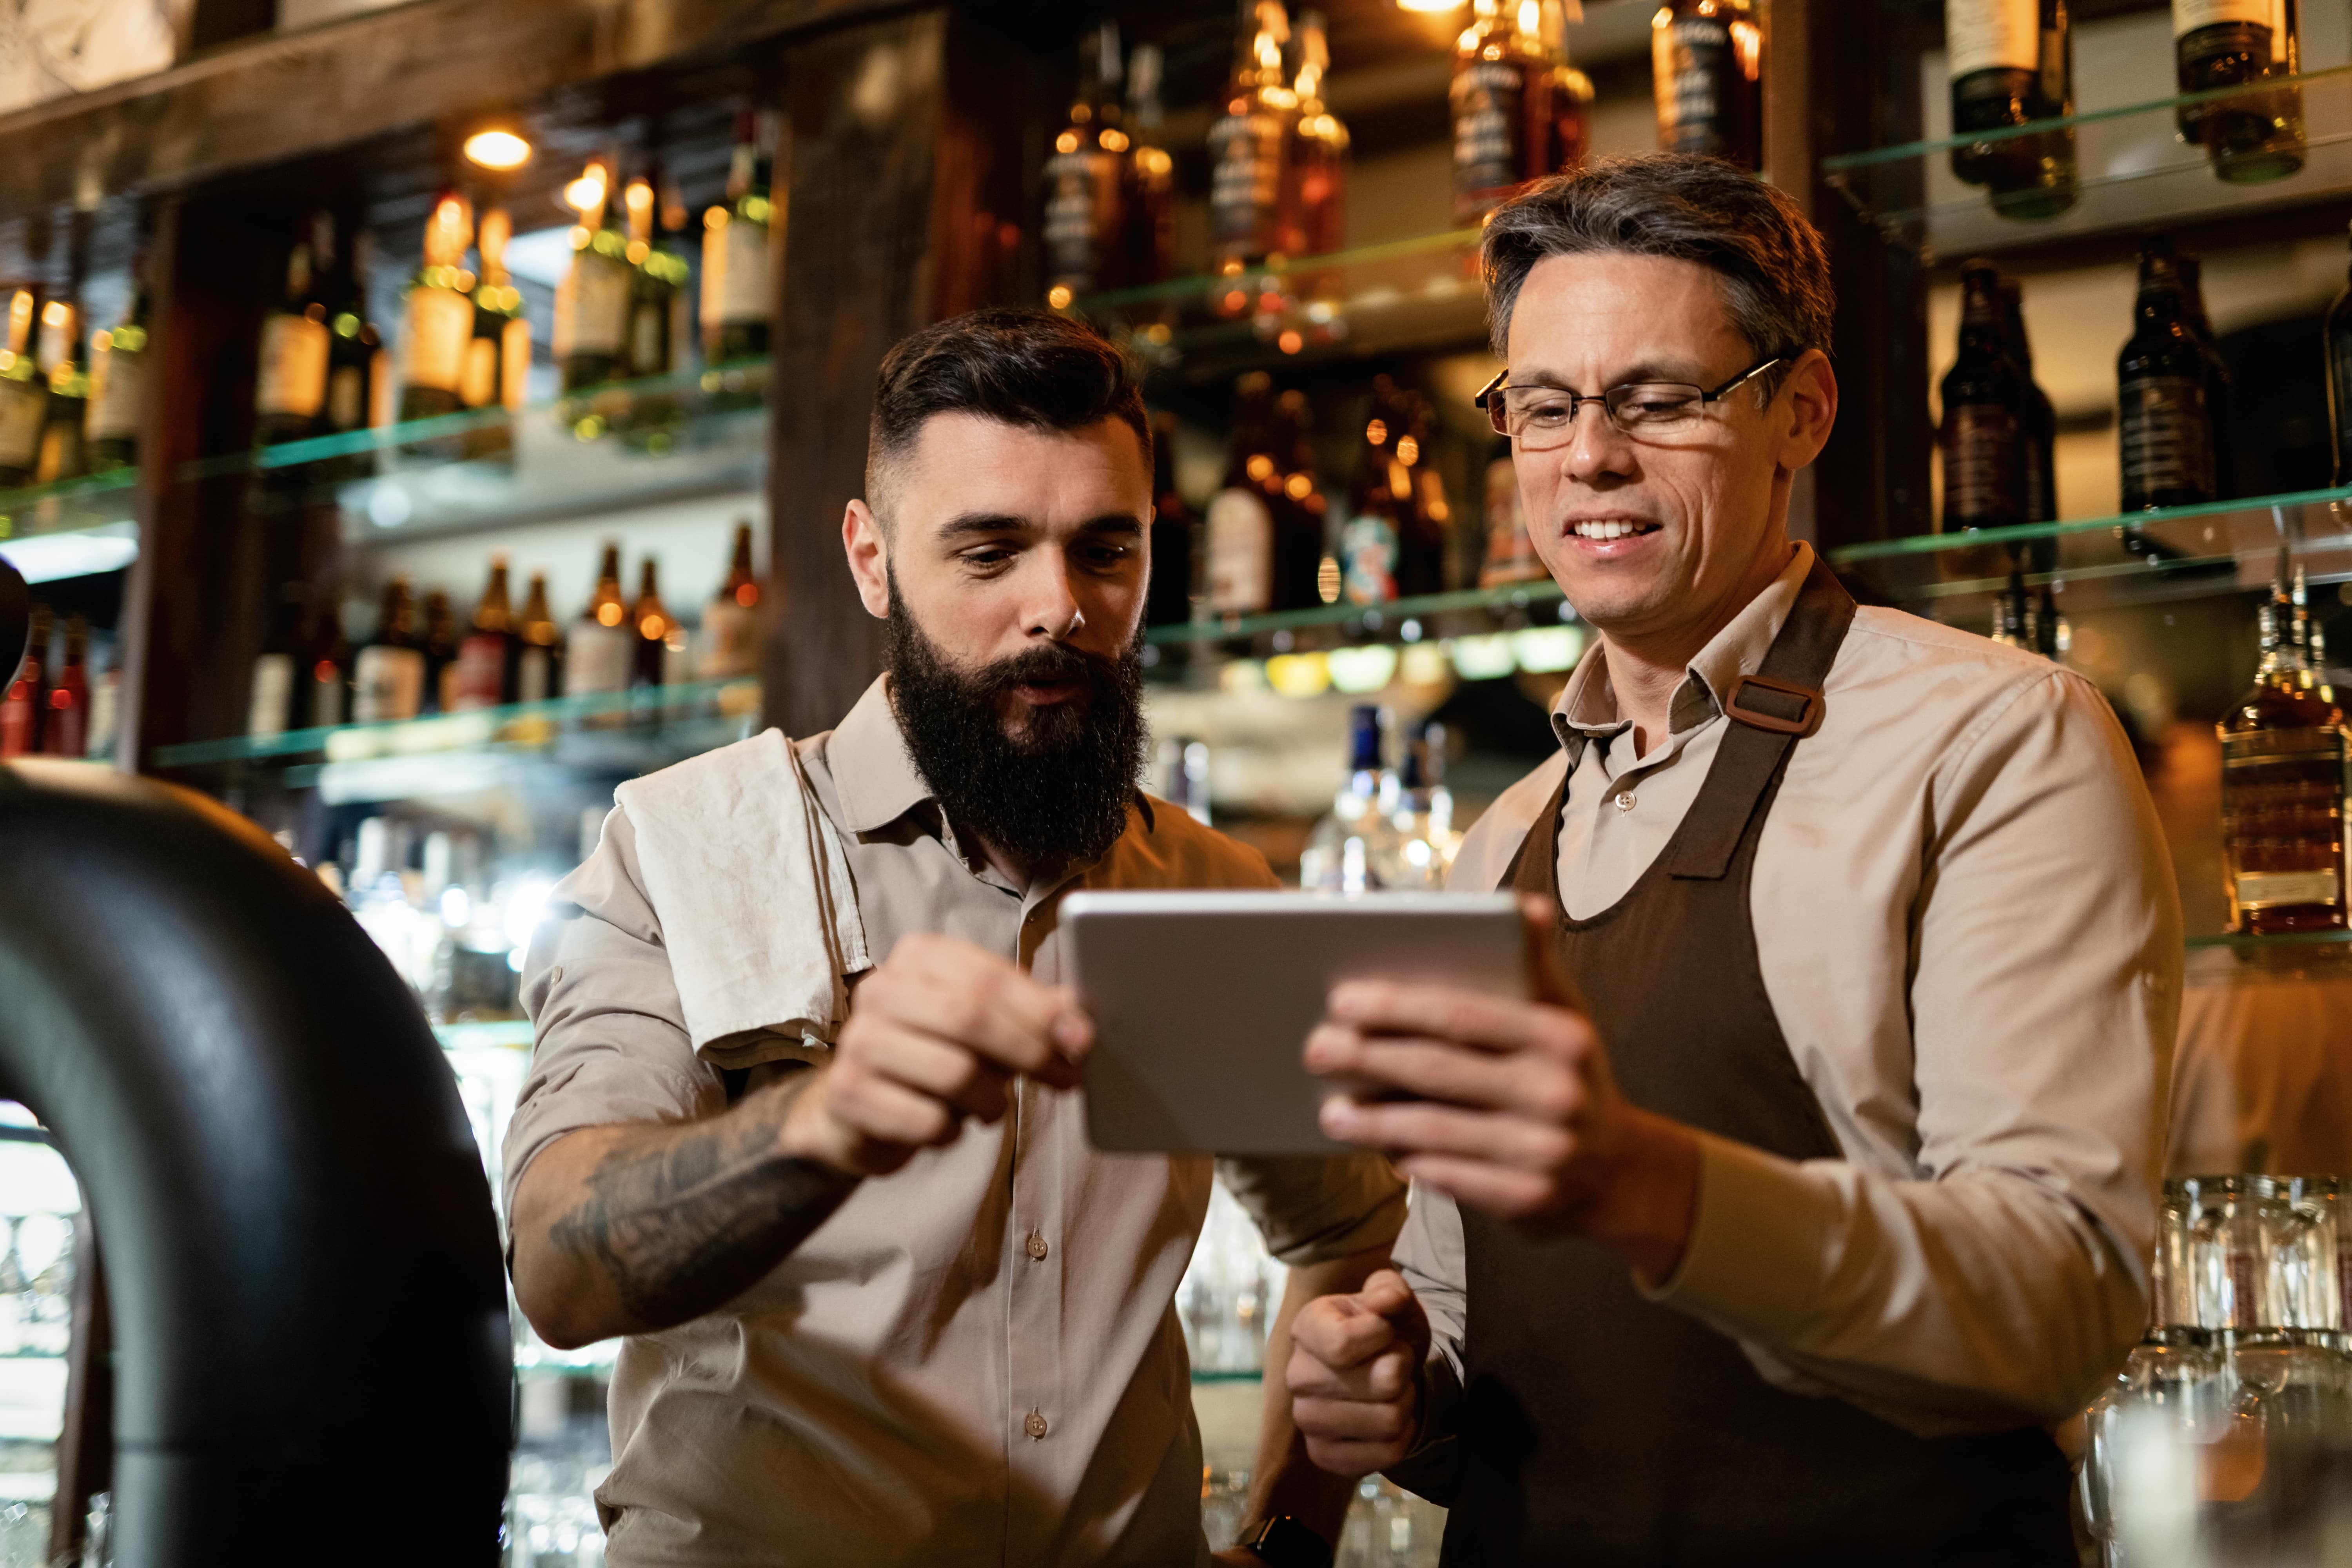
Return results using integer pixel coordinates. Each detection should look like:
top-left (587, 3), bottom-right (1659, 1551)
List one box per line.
top-left (0, 471), bottom-right (138, 585)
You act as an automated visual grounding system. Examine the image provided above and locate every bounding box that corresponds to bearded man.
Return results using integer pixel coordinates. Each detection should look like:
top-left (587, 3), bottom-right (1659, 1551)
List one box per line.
top-left (503, 308), bottom-right (1402, 1568)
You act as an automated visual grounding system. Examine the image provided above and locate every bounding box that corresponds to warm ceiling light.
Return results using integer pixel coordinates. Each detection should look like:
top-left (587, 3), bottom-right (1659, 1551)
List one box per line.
top-left (463, 129), bottom-right (533, 171)
top-left (1393, 0), bottom-right (1464, 11)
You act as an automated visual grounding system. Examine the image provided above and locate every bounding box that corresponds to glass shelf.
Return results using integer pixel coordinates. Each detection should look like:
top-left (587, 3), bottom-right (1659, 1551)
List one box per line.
top-left (2186, 928), bottom-right (2352, 952)
top-left (176, 360), bottom-right (769, 541)
top-left (0, 469), bottom-right (139, 584)
top-left (1825, 485), bottom-right (2352, 623)
top-left (1069, 229), bottom-right (1490, 377)
top-left (1822, 63), bottom-right (2352, 259)
top-left (1145, 580), bottom-right (1586, 693)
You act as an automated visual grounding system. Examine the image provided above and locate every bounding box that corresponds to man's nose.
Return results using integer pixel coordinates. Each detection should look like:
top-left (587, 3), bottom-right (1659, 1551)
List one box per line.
top-left (1023, 557), bottom-right (1083, 640)
top-left (1559, 401), bottom-right (1633, 485)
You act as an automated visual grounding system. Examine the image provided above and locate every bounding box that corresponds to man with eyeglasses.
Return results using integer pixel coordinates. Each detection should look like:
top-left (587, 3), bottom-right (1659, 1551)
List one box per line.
top-left (1283, 155), bottom-right (2179, 1562)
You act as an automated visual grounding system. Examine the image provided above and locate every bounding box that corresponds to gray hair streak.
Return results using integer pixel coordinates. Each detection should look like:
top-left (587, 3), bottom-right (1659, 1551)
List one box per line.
top-left (1481, 154), bottom-right (1835, 378)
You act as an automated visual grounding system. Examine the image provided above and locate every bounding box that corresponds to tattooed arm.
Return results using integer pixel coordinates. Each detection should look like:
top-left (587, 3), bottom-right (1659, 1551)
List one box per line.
top-left (510, 932), bottom-right (1094, 1348)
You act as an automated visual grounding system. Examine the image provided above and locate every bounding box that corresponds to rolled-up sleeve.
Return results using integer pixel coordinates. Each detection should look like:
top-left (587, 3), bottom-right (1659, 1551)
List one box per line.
top-left (501, 808), bottom-right (726, 1220)
top-left (1644, 669), bottom-right (2180, 1434)
top-left (1215, 1151), bottom-right (1406, 1267)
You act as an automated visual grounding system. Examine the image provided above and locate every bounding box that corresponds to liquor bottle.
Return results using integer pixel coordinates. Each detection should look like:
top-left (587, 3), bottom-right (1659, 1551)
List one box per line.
top-left (1285, 11), bottom-right (1349, 259)
top-left (1651, 0), bottom-right (1763, 170)
top-left (1145, 411), bottom-right (1196, 628)
top-left (566, 543), bottom-right (636, 696)
top-left (248, 584), bottom-right (307, 740)
top-left (34, 299), bottom-right (88, 486)
top-left (1480, 449), bottom-right (1548, 586)
top-left (514, 572), bottom-right (563, 703)
top-left (1541, 0), bottom-right (1595, 176)
top-left (1399, 391), bottom-right (1453, 597)
top-left (43, 614), bottom-right (89, 758)
top-left (2220, 583), bottom-right (2348, 935)
top-left (255, 221), bottom-right (330, 448)
top-left (1939, 263), bottom-right (2028, 537)
top-left (0, 287), bottom-right (43, 489)
top-left (461, 207), bottom-right (527, 463)
top-left (1947, 0), bottom-right (2078, 219)
top-left (0, 604), bottom-right (47, 756)
top-left (1340, 378), bottom-right (1409, 607)
top-left (1208, 0), bottom-right (1297, 272)
top-left (1998, 278), bottom-right (2058, 528)
top-left (351, 578), bottom-right (427, 724)
top-left (2117, 235), bottom-right (2216, 527)
top-left (452, 557), bottom-right (518, 710)
top-left (399, 192), bottom-right (476, 423)
top-left (421, 590), bottom-right (461, 713)
top-left (701, 113), bottom-right (777, 366)
top-left (1123, 45), bottom-right (1178, 292)
top-left (305, 594), bottom-right (351, 728)
top-left (1272, 388), bottom-right (1330, 611)
top-left (628, 559), bottom-right (684, 688)
top-left (325, 222), bottom-right (385, 480)
top-left (624, 170), bottom-right (685, 381)
top-left (2327, 220), bottom-right (2352, 485)
top-left (1206, 374), bottom-right (1280, 616)
top-left (1044, 23), bottom-right (1128, 305)
top-left (559, 157), bottom-right (635, 392)
top-left (2174, 0), bottom-right (2304, 184)
top-left (1300, 705), bottom-right (1398, 892)
top-left (1451, 0), bottom-right (1551, 226)
top-left (2178, 252), bottom-right (2236, 502)
top-left (698, 522), bottom-right (762, 680)
top-left (1380, 725), bottom-right (1455, 889)
top-left (86, 257), bottom-right (148, 473)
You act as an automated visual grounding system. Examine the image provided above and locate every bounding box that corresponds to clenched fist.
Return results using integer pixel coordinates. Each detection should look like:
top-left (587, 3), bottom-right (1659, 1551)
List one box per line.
top-left (1285, 1269), bottom-right (1431, 1479)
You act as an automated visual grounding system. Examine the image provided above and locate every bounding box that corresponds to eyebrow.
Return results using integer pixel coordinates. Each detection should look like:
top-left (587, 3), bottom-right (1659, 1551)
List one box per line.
top-left (933, 511), bottom-right (1145, 542)
top-left (1511, 359), bottom-right (1709, 390)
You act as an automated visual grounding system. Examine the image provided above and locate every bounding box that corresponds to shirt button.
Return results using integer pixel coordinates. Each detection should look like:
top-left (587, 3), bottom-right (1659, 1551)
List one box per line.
top-left (1025, 1232), bottom-right (1049, 1261)
top-left (1614, 792), bottom-right (1636, 813)
top-left (549, 965), bottom-right (564, 984)
top-left (1024, 1410), bottom-right (1049, 1439)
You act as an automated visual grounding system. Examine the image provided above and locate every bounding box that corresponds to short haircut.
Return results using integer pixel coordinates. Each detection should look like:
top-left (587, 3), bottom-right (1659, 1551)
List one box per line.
top-left (866, 307), bottom-right (1151, 524)
top-left (1482, 154), bottom-right (1835, 384)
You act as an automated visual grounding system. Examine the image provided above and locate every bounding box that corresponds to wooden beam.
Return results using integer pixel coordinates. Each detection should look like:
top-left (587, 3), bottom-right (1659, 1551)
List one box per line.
top-left (0, 0), bottom-right (911, 215)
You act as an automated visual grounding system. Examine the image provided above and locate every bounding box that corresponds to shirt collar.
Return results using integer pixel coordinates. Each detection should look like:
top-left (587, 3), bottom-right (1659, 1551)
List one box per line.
top-left (1549, 542), bottom-right (1815, 765)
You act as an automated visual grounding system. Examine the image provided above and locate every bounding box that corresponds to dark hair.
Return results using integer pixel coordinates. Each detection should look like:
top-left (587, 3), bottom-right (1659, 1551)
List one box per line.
top-left (866, 307), bottom-right (1150, 517)
top-left (1482, 154), bottom-right (1835, 380)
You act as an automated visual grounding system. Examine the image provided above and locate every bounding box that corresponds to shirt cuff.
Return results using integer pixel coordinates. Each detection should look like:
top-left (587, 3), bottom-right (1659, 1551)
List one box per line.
top-left (1633, 1131), bottom-right (1841, 1344)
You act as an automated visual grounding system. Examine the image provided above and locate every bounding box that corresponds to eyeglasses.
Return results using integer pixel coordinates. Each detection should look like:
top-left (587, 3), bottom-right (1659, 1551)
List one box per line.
top-left (1474, 357), bottom-right (1785, 448)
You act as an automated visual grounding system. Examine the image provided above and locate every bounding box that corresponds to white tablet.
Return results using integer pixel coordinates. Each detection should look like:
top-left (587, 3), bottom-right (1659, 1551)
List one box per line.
top-left (1064, 889), bottom-right (1528, 1155)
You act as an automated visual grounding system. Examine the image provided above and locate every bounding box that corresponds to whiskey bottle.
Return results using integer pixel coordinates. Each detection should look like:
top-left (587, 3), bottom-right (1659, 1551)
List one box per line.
top-left (1044, 23), bottom-right (1129, 305)
top-left (325, 222), bottom-right (385, 481)
top-left (1145, 410), bottom-right (1196, 628)
top-left (305, 594), bottom-right (352, 728)
top-left (1541, 0), bottom-right (1595, 176)
top-left (34, 299), bottom-right (89, 486)
top-left (1939, 264), bottom-right (2028, 537)
top-left (1339, 377), bottom-right (1409, 607)
top-left (701, 113), bottom-right (777, 367)
top-left (2117, 236), bottom-right (2216, 524)
top-left (1272, 388), bottom-right (1331, 610)
top-left (1947, 0), bottom-right (2078, 218)
top-left (1451, 0), bottom-right (1550, 225)
top-left (421, 589), bottom-right (461, 714)
top-left (248, 584), bottom-right (306, 740)
top-left (0, 604), bottom-right (47, 757)
top-left (1651, 0), bottom-right (1762, 170)
top-left (698, 522), bottom-right (762, 680)
top-left (255, 221), bottom-right (329, 448)
top-left (1205, 373), bottom-right (1280, 616)
top-left (460, 207), bottom-right (526, 463)
top-left (2178, 252), bottom-right (2236, 501)
top-left (42, 614), bottom-right (88, 757)
top-left (1208, 0), bottom-right (1296, 272)
top-left (2327, 219), bottom-right (2352, 485)
top-left (559, 157), bottom-right (635, 393)
top-left (566, 543), bottom-right (636, 696)
top-left (452, 557), bottom-right (518, 710)
top-left (351, 578), bottom-right (427, 724)
top-left (1123, 45), bottom-right (1178, 292)
top-left (86, 256), bottom-right (148, 474)
top-left (1285, 10), bottom-right (1349, 258)
top-left (513, 572), bottom-right (563, 703)
top-left (2174, 0), bottom-right (2304, 184)
top-left (624, 170), bottom-right (684, 381)
top-left (2220, 586), bottom-right (2348, 935)
top-left (1998, 278), bottom-right (2058, 530)
top-left (1397, 391), bottom-right (1453, 597)
top-left (628, 558), bottom-right (686, 689)
top-left (398, 192), bottom-right (476, 423)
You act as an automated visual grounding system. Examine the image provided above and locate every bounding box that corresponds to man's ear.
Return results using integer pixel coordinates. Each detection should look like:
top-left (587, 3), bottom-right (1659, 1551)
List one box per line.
top-left (843, 499), bottom-right (893, 620)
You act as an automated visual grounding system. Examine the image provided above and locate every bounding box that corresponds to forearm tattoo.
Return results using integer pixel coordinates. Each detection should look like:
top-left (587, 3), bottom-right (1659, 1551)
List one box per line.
top-left (548, 1070), bottom-right (858, 1332)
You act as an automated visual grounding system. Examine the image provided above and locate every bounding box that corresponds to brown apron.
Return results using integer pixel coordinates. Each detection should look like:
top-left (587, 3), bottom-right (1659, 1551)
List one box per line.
top-left (1438, 560), bottom-right (2073, 1566)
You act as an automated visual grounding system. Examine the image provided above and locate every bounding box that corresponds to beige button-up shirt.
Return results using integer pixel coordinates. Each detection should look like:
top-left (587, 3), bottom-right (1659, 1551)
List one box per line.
top-left (506, 678), bottom-right (1405, 1566)
top-left (1399, 544), bottom-right (2182, 1438)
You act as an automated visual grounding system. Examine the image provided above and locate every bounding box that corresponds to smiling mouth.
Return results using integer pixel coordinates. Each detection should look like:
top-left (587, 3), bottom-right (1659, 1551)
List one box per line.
top-left (1566, 519), bottom-right (1661, 541)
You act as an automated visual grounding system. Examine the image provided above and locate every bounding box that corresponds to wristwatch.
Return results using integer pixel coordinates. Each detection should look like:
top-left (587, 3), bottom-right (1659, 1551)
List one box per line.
top-left (1242, 1515), bottom-right (1333, 1568)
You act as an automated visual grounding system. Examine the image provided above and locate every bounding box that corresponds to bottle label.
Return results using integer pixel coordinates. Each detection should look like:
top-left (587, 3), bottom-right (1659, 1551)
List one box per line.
top-left (568, 256), bottom-right (632, 358)
top-left (403, 287), bottom-right (472, 395)
top-left (1452, 60), bottom-right (1530, 201)
top-left (516, 645), bottom-right (552, 704)
top-left (351, 645), bottom-right (425, 724)
top-left (1340, 511), bottom-right (1401, 606)
top-left (88, 346), bottom-right (141, 441)
top-left (1207, 109), bottom-right (1283, 251)
top-left (699, 600), bottom-right (759, 679)
top-left (2174, 0), bottom-right (2275, 36)
top-left (328, 364), bottom-right (367, 432)
top-left (1654, 16), bottom-right (1735, 152)
top-left (460, 336), bottom-right (499, 409)
top-left (0, 380), bottom-right (45, 469)
top-left (257, 314), bottom-right (330, 419)
top-left (566, 621), bottom-right (635, 695)
top-left (2235, 869), bottom-right (2342, 909)
top-left (2120, 374), bottom-right (2213, 499)
top-left (1942, 403), bottom-right (2022, 524)
top-left (1044, 147), bottom-right (1117, 289)
top-left (1205, 488), bottom-right (1274, 614)
top-left (630, 300), bottom-right (666, 379)
top-left (1949, 0), bottom-right (2040, 76)
top-left (452, 632), bottom-right (507, 709)
top-left (720, 220), bottom-right (770, 328)
top-left (248, 652), bottom-right (294, 740)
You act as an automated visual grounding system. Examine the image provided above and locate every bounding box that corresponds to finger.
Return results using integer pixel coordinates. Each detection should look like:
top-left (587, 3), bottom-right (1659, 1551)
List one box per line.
top-left (1303, 1436), bottom-right (1408, 1479)
top-left (855, 1025), bottom-right (1013, 1123)
top-left (1399, 1152), bottom-right (1562, 1221)
top-left (1286, 1337), bottom-right (1417, 1401)
top-left (1291, 1394), bottom-right (1414, 1445)
top-left (862, 944), bottom-right (1082, 1079)
top-left (825, 1066), bottom-right (960, 1150)
top-left (1321, 1098), bottom-right (1571, 1172)
top-left (1311, 1032), bottom-right (1562, 1113)
top-left (1356, 1268), bottom-right (1414, 1319)
top-left (1290, 1295), bottom-right (1399, 1371)
top-left (1325, 980), bottom-right (1592, 1060)
top-left (1517, 894), bottom-right (1587, 1011)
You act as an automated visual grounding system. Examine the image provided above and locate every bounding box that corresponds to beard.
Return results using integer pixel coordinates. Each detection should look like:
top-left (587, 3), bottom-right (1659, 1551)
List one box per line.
top-left (882, 589), bottom-right (1148, 871)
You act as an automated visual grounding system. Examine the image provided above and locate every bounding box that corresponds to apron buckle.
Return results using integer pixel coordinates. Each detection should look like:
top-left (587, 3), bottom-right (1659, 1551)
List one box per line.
top-left (1723, 673), bottom-right (1824, 737)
